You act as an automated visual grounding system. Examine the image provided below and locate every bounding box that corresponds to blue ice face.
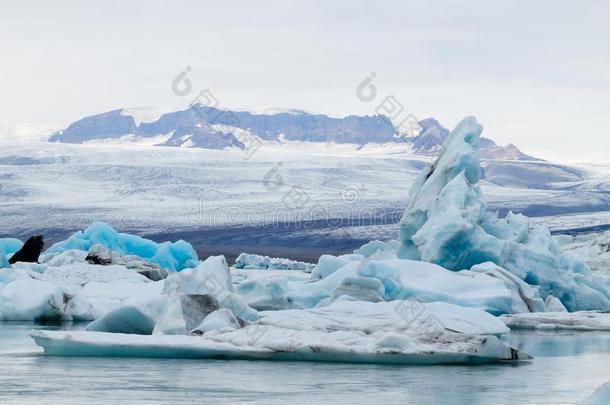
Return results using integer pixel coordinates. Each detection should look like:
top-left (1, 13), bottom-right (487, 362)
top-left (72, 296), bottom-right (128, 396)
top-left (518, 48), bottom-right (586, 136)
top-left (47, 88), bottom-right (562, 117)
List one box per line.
top-left (398, 117), bottom-right (610, 312)
top-left (46, 222), bottom-right (198, 271)
top-left (0, 238), bottom-right (23, 268)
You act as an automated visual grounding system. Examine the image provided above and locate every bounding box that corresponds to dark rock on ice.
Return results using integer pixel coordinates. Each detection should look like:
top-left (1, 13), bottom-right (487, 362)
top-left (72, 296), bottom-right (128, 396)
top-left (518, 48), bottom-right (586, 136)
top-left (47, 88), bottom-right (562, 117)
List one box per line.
top-left (9, 235), bottom-right (44, 264)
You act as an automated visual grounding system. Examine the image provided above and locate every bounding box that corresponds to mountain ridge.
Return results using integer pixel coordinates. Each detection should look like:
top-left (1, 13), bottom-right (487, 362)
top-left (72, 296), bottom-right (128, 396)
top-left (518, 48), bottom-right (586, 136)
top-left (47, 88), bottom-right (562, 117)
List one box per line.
top-left (48, 105), bottom-right (538, 160)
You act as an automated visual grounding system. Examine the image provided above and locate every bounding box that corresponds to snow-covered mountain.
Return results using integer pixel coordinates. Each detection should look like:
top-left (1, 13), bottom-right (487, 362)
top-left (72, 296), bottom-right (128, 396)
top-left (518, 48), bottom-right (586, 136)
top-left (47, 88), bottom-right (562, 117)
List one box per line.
top-left (48, 106), bottom-right (537, 160)
top-left (405, 118), bottom-right (539, 160)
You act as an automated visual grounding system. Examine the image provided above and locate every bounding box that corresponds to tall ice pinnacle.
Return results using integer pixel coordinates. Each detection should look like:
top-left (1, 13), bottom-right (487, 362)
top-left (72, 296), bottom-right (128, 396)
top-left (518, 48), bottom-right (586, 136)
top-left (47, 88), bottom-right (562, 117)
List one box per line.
top-left (398, 117), bottom-right (610, 311)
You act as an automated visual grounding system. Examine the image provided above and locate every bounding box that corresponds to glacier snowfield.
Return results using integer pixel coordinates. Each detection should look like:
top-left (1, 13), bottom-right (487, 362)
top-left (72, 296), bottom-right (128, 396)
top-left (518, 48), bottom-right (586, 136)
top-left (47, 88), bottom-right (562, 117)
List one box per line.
top-left (1, 140), bottom-right (610, 260)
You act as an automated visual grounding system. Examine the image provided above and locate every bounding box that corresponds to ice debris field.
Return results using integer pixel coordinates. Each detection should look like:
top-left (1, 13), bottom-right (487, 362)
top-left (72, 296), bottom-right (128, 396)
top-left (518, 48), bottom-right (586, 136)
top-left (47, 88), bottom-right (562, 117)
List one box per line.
top-left (3, 117), bottom-right (610, 365)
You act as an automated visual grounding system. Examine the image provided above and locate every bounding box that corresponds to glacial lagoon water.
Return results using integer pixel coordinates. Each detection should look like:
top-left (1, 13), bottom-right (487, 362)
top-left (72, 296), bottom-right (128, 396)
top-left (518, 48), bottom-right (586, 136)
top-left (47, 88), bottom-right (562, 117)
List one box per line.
top-left (1, 323), bottom-right (609, 404)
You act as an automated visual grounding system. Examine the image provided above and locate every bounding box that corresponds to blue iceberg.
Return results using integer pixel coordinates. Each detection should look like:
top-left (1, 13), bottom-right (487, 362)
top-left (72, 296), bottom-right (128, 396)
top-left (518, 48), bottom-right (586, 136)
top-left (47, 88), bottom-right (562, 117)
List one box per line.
top-left (0, 238), bottom-right (23, 268)
top-left (46, 222), bottom-right (198, 271)
top-left (398, 117), bottom-right (610, 311)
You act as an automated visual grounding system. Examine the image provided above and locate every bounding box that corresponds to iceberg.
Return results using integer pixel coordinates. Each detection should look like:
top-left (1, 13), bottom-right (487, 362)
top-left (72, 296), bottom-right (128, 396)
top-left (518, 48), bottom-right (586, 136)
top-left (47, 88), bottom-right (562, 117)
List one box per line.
top-left (353, 240), bottom-right (397, 257)
top-left (0, 250), bottom-right (162, 321)
top-left (0, 279), bottom-right (67, 321)
top-left (83, 244), bottom-right (170, 281)
top-left (557, 231), bottom-right (610, 275)
top-left (87, 302), bottom-right (161, 335)
top-left (237, 258), bottom-right (521, 314)
top-left (163, 255), bottom-right (258, 322)
top-left (191, 308), bottom-right (241, 334)
top-left (31, 299), bottom-right (527, 364)
top-left (153, 290), bottom-right (220, 335)
top-left (501, 311), bottom-right (610, 331)
top-left (398, 117), bottom-right (610, 311)
top-left (234, 253), bottom-right (315, 272)
top-left (583, 382), bottom-right (610, 405)
top-left (45, 222), bottom-right (198, 271)
top-left (310, 254), bottom-right (364, 280)
top-left (0, 238), bottom-right (23, 268)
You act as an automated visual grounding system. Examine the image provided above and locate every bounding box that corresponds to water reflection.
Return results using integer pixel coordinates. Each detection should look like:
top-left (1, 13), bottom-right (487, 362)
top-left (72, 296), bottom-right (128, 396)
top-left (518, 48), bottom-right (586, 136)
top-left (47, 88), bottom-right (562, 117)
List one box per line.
top-left (1, 323), bottom-right (609, 404)
top-left (509, 330), bottom-right (610, 357)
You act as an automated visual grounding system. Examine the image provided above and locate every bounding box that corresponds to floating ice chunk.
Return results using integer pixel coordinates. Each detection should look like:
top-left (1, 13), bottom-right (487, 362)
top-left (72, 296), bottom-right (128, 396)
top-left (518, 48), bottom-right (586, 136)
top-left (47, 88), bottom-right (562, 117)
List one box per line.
top-left (470, 262), bottom-right (545, 313)
top-left (553, 234), bottom-right (574, 246)
top-left (165, 255), bottom-right (233, 293)
top-left (87, 304), bottom-right (158, 335)
top-left (164, 256), bottom-right (258, 322)
top-left (238, 258), bottom-right (516, 314)
top-left (544, 295), bottom-right (568, 312)
top-left (10, 261), bottom-right (46, 274)
top-left (583, 381), bottom-right (610, 405)
top-left (153, 288), bottom-right (189, 335)
top-left (361, 259), bottom-right (515, 315)
top-left (153, 286), bottom-right (221, 335)
top-left (41, 250), bottom-right (88, 267)
top-left (310, 254), bottom-right (363, 280)
top-left (192, 308), bottom-right (241, 334)
top-left (353, 240), bottom-right (396, 258)
top-left (0, 251), bottom-right (163, 321)
top-left (235, 272), bottom-right (308, 311)
top-left (83, 244), bottom-right (170, 281)
top-left (502, 311), bottom-right (610, 331)
top-left (46, 222), bottom-right (198, 271)
top-left (234, 253), bottom-right (314, 272)
top-left (329, 276), bottom-right (385, 303)
top-left (64, 292), bottom-right (95, 321)
top-left (376, 333), bottom-right (413, 351)
top-left (31, 300), bottom-right (524, 364)
top-left (0, 238), bottom-right (22, 268)
top-left (42, 262), bottom-right (151, 294)
top-left (398, 117), bottom-right (610, 311)
top-left (0, 279), bottom-right (66, 321)
top-left (559, 230), bottom-right (610, 275)
top-left (72, 280), bottom-right (164, 320)
top-left (86, 293), bottom-right (165, 334)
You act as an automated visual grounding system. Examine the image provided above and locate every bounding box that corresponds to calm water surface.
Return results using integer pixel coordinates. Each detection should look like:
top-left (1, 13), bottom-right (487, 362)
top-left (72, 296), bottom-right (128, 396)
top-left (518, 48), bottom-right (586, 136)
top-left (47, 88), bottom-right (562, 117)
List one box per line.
top-left (1, 323), bottom-right (608, 404)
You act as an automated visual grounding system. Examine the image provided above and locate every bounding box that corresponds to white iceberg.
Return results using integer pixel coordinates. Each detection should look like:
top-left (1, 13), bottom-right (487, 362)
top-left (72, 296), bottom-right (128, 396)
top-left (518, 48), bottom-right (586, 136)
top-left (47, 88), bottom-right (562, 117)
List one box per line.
top-left (31, 299), bottom-right (527, 364)
top-left (164, 255), bottom-right (258, 322)
top-left (192, 308), bottom-right (241, 334)
top-left (238, 257), bottom-right (527, 315)
top-left (234, 253), bottom-right (315, 272)
top-left (557, 231), bottom-right (610, 276)
top-left (502, 311), bottom-right (610, 331)
top-left (0, 250), bottom-right (162, 321)
top-left (583, 381), bottom-right (610, 405)
top-left (0, 279), bottom-right (67, 321)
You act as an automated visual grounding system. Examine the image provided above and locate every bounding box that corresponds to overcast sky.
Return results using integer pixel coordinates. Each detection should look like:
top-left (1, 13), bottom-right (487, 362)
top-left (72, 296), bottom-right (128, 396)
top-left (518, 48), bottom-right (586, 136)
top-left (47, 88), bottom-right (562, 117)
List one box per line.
top-left (1, 0), bottom-right (608, 160)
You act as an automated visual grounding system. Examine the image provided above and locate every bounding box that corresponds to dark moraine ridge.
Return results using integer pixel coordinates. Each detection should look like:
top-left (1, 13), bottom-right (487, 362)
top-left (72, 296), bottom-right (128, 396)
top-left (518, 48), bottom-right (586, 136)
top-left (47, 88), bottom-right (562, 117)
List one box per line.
top-left (3, 208), bottom-right (610, 265)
